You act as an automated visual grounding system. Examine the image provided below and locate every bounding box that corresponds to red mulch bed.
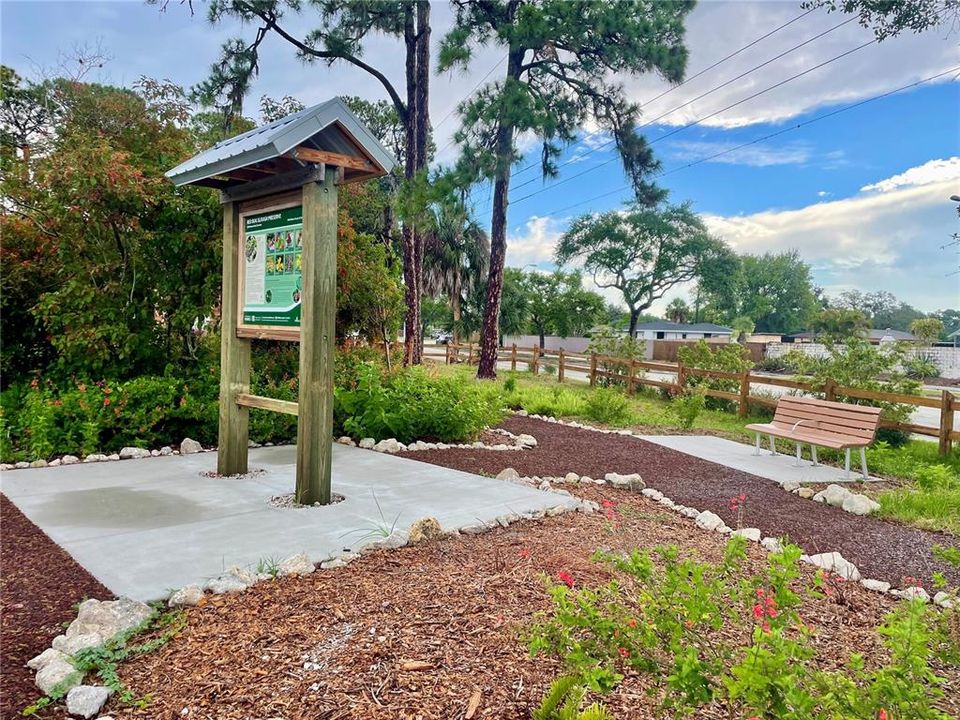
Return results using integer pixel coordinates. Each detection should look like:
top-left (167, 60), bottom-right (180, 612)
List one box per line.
top-left (411, 416), bottom-right (960, 590)
top-left (1, 493), bottom-right (113, 718)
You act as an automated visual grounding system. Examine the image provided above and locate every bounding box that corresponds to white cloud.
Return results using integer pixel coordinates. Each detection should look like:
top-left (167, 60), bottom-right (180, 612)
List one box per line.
top-left (860, 156), bottom-right (960, 192)
top-left (666, 139), bottom-right (813, 166)
top-left (703, 161), bottom-right (960, 311)
top-left (505, 216), bottom-right (566, 267)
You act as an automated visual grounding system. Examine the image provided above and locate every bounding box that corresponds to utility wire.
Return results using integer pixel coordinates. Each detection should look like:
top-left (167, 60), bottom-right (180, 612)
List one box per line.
top-left (530, 66), bottom-right (959, 219)
top-left (507, 35), bottom-right (879, 207)
top-left (435, 54), bottom-right (508, 154)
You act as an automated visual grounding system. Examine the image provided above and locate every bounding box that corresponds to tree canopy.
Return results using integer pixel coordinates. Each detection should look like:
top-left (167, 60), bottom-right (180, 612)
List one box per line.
top-left (556, 201), bottom-right (727, 336)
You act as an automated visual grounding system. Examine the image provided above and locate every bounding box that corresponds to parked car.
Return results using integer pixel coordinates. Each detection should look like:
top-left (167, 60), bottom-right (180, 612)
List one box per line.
top-left (433, 331), bottom-right (453, 345)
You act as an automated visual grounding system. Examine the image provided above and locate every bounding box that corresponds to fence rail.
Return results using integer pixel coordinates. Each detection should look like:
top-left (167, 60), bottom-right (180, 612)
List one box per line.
top-left (438, 342), bottom-right (959, 456)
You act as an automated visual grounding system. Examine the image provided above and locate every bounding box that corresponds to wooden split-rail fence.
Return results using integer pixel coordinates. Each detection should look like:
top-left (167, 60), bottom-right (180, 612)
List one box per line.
top-left (429, 342), bottom-right (959, 456)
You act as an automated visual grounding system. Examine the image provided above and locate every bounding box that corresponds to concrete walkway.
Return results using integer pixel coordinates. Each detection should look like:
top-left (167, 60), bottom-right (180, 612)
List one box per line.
top-left (638, 435), bottom-right (876, 486)
top-left (0, 445), bottom-right (579, 601)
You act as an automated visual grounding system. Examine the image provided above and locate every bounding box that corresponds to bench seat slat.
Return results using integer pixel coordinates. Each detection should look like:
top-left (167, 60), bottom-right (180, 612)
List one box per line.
top-left (746, 395), bottom-right (882, 452)
top-left (770, 413), bottom-right (877, 439)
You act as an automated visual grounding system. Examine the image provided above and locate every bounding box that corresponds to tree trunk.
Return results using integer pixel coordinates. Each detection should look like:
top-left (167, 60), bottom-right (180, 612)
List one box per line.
top-left (539, 329), bottom-right (545, 349)
top-left (411, 0), bottom-right (431, 363)
top-left (477, 48), bottom-right (524, 379)
top-left (628, 308), bottom-right (640, 338)
top-left (401, 6), bottom-right (420, 366)
top-left (451, 271), bottom-right (461, 344)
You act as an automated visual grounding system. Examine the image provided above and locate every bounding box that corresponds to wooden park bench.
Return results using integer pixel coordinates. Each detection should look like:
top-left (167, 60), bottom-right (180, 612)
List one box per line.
top-left (745, 396), bottom-right (882, 479)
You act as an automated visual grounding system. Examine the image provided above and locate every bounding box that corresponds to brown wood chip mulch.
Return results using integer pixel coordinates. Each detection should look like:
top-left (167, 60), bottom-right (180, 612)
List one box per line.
top-left (411, 416), bottom-right (960, 590)
top-left (1, 493), bottom-right (113, 719)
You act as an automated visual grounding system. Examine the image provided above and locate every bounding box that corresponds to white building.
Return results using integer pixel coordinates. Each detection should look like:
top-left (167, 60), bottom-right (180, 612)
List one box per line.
top-left (631, 321), bottom-right (734, 342)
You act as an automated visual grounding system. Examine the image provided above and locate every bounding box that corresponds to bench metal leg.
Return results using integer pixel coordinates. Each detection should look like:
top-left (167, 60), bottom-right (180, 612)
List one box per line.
top-left (811, 446), bottom-right (818, 466)
top-left (860, 447), bottom-right (869, 480)
top-left (794, 443), bottom-right (803, 466)
top-left (754, 433), bottom-right (761, 456)
top-left (768, 435), bottom-right (777, 456)
top-left (844, 448), bottom-right (851, 480)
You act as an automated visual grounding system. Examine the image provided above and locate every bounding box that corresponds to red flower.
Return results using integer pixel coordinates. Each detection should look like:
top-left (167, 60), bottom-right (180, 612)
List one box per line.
top-left (753, 604), bottom-right (764, 619)
top-left (601, 499), bottom-right (616, 508)
top-left (556, 571), bottom-right (575, 589)
top-left (103, 398), bottom-right (111, 407)
top-left (878, 710), bottom-right (888, 720)
top-left (618, 647), bottom-right (629, 658)
top-left (518, 548), bottom-right (531, 559)
top-left (627, 618), bottom-right (637, 628)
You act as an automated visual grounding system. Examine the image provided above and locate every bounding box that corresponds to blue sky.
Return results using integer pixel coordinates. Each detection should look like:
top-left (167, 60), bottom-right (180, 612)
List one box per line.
top-left (3, 0), bottom-right (959, 313)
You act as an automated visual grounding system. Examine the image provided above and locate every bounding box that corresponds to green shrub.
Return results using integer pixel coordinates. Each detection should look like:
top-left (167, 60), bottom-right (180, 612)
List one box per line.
top-left (334, 363), bottom-right (504, 443)
top-left (672, 387), bottom-right (706, 429)
top-left (530, 538), bottom-right (957, 719)
top-left (583, 387), bottom-right (632, 426)
top-left (677, 341), bottom-right (751, 411)
top-left (587, 328), bottom-right (646, 388)
top-left (510, 385), bottom-right (587, 418)
top-left (903, 355), bottom-right (939, 380)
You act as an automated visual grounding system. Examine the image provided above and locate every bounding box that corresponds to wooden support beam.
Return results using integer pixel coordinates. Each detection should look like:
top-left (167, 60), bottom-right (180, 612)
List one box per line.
top-left (295, 167), bottom-right (338, 506)
top-left (220, 165), bottom-right (325, 204)
top-left (285, 145), bottom-right (372, 171)
top-left (217, 201), bottom-right (251, 476)
top-left (236, 393), bottom-right (298, 416)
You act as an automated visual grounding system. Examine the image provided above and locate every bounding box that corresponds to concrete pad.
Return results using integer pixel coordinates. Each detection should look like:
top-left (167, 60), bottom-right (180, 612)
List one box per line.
top-left (638, 435), bottom-right (876, 486)
top-left (0, 445), bottom-right (578, 601)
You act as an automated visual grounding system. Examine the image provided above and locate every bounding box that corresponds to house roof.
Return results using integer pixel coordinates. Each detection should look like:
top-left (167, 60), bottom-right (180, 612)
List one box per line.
top-left (790, 328), bottom-right (918, 341)
top-left (633, 321), bottom-right (733, 333)
top-left (165, 97), bottom-right (396, 189)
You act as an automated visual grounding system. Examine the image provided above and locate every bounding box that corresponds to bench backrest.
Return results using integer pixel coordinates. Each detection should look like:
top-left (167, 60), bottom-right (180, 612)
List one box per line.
top-left (771, 396), bottom-right (882, 444)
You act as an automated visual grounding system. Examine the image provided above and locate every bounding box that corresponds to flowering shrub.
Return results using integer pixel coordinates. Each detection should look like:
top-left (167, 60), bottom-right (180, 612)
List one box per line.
top-left (529, 538), bottom-right (957, 719)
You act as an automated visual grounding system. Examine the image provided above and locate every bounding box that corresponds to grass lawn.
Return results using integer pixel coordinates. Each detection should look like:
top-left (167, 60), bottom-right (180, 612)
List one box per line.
top-left (434, 363), bottom-right (960, 536)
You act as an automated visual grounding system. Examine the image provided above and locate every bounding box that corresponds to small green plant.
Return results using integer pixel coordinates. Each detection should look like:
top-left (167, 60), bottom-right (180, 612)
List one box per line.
top-left (533, 675), bottom-right (612, 720)
top-left (340, 492), bottom-right (400, 543)
top-left (255, 556), bottom-right (281, 578)
top-left (903, 355), bottom-right (939, 380)
top-left (672, 387), bottom-right (706, 429)
top-left (24, 609), bottom-right (186, 715)
top-left (583, 387), bottom-right (632, 426)
top-left (503, 373), bottom-right (518, 394)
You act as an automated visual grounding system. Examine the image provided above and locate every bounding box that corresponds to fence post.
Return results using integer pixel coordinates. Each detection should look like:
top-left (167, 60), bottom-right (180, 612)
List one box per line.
top-left (532, 344), bottom-right (540, 375)
top-left (824, 378), bottom-right (837, 402)
top-left (510, 343), bottom-right (517, 371)
top-left (590, 353), bottom-right (597, 387)
top-left (558, 349), bottom-right (565, 383)
top-left (627, 359), bottom-right (637, 396)
top-left (738, 369), bottom-right (750, 417)
top-left (467, 343), bottom-right (474, 365)
top-left (939, 390), bottom-right (955, 456)
top-left (676, 361), bottom-right (686, 393)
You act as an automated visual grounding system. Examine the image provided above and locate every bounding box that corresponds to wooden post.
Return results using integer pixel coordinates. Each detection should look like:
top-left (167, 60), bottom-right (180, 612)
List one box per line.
top-left (824, 378), bottom-right (837, 402)
top-left (738, 369), bottom-right (750, 417)
top-left (627, 359), bottom-right (636, 396)
top-left (467, 343), bottom-right (474, 365)
top-left (445, 343), bottom-right (451, 365)
top-left (676, 361), bottom-right (686, 393)
top-left (558, 349), bottom-right (565, 383)
top-left (589, 352), bottom-right (597, 387)
top-left (511, 343), bottom-right (517, 371)
top-left (939, 390), bottom-right (955, 456)
top-left (532, 344), bottom-right (540, 375)
top-left (217, 201), bottom-right (251, 476)
top-left (295, 167), bottom-right (338, 506)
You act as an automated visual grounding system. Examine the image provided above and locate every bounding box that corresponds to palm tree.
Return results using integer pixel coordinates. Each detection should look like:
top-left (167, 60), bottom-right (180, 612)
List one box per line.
top-left (665, 298), bottom-right (690, 324)
top-left (423, 198), bottom-right (490, 344)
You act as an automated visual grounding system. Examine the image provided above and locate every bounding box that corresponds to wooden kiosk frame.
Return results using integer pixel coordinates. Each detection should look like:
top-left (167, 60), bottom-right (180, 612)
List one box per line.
top-left (166, 99), bottom-right (395, 505)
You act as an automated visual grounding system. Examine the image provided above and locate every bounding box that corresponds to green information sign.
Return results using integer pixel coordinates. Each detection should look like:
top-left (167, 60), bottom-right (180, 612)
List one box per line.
top-left (242, 206), bottom-right (303, 327)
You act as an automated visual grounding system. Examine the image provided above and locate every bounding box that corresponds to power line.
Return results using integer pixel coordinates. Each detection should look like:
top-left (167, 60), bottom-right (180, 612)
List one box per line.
top-left (513, 16), bottom-right (860, 197)
top-left (531, 66), bottom-right (959, 219)
top-left (507, 8), bottom-right (831, 184)
top-left (435, 54), bottom-right (508, 154)
top-left (506, 35), bottom-right (879, 207)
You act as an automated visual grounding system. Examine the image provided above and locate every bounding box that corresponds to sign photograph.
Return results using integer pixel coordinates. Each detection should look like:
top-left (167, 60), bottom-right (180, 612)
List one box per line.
top-left (240, 204), bottom-right (303, 331)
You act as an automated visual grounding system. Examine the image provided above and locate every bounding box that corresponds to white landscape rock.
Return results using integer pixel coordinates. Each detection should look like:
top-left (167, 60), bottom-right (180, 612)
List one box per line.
top-left (119, 446), bottom-right (151, 460)
top-left (206, 567), bottom-right (257, 594)
top-left (860, 579), bottom-right (892, 593)
top-left (892, 586), bottom-right (931, 602)
top-left (35, 654), bottom-right (81, 695)
top-left (66, 598), bottom-right (153, 646)
top-left (30, 459), bottom-right (48, 468)
top-left (168, 585), bottom-right (204, 607)
top-left (841, 493), bottom-right (881, 516)
top-left (680, 507), bottom-right (700, 519)
top-left (641, 488), bottom-right (663, 501)
top-left (604, 472), bottom-right (644, 490)
top-left (796, 487), bottom-right (816, 499)
top-left (359, 437), bottom-right (376, 449)
top-left (495, 467), bottom-right (520, 481)
top-left (336, 436), bottom-right (355, 446)
top-left (278, 552), bottom-right (315, 577)
top-left (159, 446), bottom-right (173, 456)
top-left (933, 591), bottom-right (956, 608)
top-left (516, 433), bottom-right (538, 448)
top-left (66, 685), bottom-right (113, 719)
top-left (373, 438), bottom-right (403, 453)
top-left (802, 551), bottom-right (861, 581)
top-left (180, 438), bottom-right (203, 455)
top-left (812, 484), bottom-right (852, 508)
top-left (28, 648), bottom-right (69, 671)
top-left (694, 510), bottom-right (725, 532)
top-left (564, 472), bottom-right (580, 484)
top-left (52, 632), bottom-right (103, 656)
top-left (760, 537), bottom-right (783, 553)
top-left (731, 528), bottom-right (762, 542)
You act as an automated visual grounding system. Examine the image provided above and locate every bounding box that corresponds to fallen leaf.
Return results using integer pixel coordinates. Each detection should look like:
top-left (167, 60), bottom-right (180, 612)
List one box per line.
top-left (399, 660), bottom-right (434, 671)
top-left (465, 688), bottom-right (481, 718)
